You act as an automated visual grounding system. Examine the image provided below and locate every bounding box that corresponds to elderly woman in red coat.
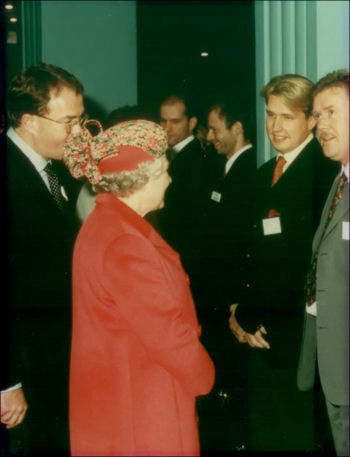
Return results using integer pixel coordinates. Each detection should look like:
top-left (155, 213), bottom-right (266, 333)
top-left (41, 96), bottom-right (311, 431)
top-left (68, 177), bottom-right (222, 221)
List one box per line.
top-left (64, 119), bottom-right (215, 456)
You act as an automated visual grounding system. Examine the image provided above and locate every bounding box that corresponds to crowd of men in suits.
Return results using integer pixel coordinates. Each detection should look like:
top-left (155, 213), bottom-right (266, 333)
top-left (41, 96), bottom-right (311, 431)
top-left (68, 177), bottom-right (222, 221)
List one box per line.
top-left (1, 63), bottom-right (349, 457)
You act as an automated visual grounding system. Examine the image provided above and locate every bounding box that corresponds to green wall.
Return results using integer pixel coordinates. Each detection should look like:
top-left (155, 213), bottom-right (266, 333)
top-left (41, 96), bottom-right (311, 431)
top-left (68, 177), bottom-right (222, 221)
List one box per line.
top-left (315, 0), bottom-right (349, 79)
top-left (255, 0), bottom-right (349, 165)
top-left (19, 0), bottom-right (349, 148)
top-left (41, 0), bottom-right (137, 118)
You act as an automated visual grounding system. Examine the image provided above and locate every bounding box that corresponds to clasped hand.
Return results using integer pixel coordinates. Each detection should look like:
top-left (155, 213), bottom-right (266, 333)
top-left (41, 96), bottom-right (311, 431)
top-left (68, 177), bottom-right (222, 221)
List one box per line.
top-left (228, 304), bottom-right (270, 349)
top-left (0, 388), bottom-right (28, 429)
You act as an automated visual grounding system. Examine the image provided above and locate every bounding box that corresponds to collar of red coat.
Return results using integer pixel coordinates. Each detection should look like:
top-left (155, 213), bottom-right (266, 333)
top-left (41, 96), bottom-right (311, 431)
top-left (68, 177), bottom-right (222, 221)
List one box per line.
top-left (94, 192), bottom-right (168, 250)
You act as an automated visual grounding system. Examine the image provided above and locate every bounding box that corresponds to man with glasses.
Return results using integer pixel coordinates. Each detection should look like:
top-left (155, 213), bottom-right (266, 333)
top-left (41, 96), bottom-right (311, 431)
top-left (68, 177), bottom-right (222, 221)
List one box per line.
top-left (1, 63), bottom-right (84, 454)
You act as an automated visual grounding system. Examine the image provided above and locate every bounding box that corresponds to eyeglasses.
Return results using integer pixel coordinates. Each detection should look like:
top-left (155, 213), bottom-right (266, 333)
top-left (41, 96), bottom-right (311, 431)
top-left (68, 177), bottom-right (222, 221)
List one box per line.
top-left (36, 114), bottom-right (88, 132)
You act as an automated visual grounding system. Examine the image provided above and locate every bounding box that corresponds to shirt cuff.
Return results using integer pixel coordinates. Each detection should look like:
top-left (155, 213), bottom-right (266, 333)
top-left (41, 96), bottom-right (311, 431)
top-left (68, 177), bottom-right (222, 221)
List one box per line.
top-left (1, 382), bottom-right (22, 393)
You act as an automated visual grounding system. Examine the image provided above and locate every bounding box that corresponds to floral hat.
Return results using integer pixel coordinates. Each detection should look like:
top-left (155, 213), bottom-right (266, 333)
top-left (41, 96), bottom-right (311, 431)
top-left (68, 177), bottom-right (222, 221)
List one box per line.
top-left (63, 119), bottom-right (168, 185)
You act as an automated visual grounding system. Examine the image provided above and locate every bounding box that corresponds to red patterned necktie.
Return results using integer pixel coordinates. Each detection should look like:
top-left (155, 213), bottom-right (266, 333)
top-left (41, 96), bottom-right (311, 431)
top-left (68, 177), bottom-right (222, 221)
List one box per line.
top-left (305, 171), bottom-right (348, 305)
top-left (271, 155), bottom-right (286, 186)
top-left (267, 156), bottom-right (287, 217)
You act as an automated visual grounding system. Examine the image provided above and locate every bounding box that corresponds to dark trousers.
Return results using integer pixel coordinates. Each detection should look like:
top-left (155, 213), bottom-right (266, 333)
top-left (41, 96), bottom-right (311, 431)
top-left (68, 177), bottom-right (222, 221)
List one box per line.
top-left (8, 392), bottom-right (70, 457)
top-left (197, 306), bottom-right (250, 452)
top-left (247, 349), bottom-right (335, 453)
top-left (0, 425), bottom-right (9, 457)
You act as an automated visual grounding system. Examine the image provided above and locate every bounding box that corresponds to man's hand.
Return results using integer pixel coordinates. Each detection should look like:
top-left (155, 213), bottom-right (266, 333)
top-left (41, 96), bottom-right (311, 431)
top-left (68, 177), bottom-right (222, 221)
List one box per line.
top-left (229, 304), bottom-right (270, 349)
top-left (228, 304), bottom-right (248, 343)
top-left (1, 388), bottom-right (28, 429)
top-left (246, 325), bottom-right (270, 349)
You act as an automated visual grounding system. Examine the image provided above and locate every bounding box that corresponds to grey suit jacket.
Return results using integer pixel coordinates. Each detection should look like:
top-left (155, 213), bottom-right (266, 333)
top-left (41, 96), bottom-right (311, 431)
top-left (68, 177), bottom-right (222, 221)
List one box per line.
top-left (297, 171), bottom-right (349, 406)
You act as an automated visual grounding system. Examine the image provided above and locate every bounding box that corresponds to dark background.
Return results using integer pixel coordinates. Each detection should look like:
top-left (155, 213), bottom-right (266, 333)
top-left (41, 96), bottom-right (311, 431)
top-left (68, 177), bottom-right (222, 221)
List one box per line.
top-left (1, 1), bottom-right (22, 132)
top-left (137, 1), bottom-right (256, 130)
top-left (1, 1), bottom-right (256, 135)
top-left (1, 1), bottom-right (22, 85)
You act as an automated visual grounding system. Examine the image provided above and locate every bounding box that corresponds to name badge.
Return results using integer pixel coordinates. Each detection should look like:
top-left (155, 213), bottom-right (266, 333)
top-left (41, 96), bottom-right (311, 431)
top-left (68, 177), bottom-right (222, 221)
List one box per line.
top-left (262, 217), bottom-right (282, 236)
top-left (211, 191), bottom-right (222, 203)
top-left (342, 221), bottom-right (349, 240)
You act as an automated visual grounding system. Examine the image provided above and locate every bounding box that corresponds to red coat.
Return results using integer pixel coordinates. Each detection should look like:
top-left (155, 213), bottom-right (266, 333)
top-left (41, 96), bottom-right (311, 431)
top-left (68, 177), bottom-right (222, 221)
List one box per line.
top-left (69, 193), bottom-right (215, 456)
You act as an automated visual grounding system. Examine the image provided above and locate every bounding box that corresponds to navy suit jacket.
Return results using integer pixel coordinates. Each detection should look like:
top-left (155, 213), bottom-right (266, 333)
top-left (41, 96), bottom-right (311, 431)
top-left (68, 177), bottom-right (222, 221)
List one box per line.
top-left (2, 133), bottom-right (81, 449)
top-left (236, 137), bottom-right (340, 367)
top-left (157, 137), bottom-right (223, 271)
top-left (193, 146), bottom-right (257, 309)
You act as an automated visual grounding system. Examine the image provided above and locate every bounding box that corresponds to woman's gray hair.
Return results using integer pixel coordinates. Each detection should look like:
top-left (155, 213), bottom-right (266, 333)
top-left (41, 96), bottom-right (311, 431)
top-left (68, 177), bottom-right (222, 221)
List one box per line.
top-left (93, 157), bottom-right (163, 197)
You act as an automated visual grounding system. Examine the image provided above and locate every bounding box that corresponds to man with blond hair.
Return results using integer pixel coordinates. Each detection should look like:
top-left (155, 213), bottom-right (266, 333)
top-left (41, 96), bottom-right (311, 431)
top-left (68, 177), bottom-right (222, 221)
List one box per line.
top-left (298, 69), bottom-right (349, 457)
top-left (230, 73), bottom-right (339, 451)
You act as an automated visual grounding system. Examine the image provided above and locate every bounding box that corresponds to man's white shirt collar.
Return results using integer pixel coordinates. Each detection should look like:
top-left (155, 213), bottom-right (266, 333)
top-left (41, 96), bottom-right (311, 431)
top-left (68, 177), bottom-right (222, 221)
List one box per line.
top-left (7, 127), bottom-right (49, 173)
top-left (342, 162), bottom-right (349, 180)
top-left (225, 144), bottom-right (252, 175)
top-left (172, 135), bottom-right (194, 153)
top-left (275, 133), bottom-right (313, 172)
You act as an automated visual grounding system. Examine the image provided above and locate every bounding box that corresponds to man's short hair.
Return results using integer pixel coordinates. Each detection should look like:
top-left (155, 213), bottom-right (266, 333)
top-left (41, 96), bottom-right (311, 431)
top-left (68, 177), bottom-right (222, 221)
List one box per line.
top-left (260, 74), bottom-right (314, 116)
top-left (104, 105), bottom-right (147, 129)
top-left (208, 98), bottom-right (254, 142)
top-left (7, 62), bottom-right (84, 127)
top-left (312, 69), bottom-right (350, 100)
top-left (160, 93), bottom-right (197, 120)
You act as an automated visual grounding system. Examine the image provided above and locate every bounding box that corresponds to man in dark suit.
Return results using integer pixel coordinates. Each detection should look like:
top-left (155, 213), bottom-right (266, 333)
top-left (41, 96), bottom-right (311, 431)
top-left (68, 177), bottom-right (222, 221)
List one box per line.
top-left (230, 74), bottom-right (339, 451)
top-left (298, 69), bottom-right (349, 457)
top-left (0, 63), bottom-right (84, 454)
top-left (195, 99), bottom-right (256, 309)
top-left (194, 99), bottom-right (256, 451)
top-left (156, 94), bottom-right (222, 275)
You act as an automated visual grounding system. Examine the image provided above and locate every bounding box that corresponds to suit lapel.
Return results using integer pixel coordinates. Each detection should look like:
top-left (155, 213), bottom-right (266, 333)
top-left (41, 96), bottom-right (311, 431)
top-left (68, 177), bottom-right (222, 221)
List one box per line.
top-left (313, 174), bottom-right (349, 249)
top-left (324, 181), bottom-right (349, 236)
top-left (7, 138), bottom-right (75, 220)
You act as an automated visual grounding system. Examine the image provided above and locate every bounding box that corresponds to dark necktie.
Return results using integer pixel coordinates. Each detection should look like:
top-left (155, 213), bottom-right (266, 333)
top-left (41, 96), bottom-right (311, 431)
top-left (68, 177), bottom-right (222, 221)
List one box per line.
top-left (305, 171), bottom-right (348, 305)
top-left (166, 148), bottom-right (177, 163)
top-left (271, 155), bottom-right (286, 186)
top-left (44, 162), bottom-right (66, 212)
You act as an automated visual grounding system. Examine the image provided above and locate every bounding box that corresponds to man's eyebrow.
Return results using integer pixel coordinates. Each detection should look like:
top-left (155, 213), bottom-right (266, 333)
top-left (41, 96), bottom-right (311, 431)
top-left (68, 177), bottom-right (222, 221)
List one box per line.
top-left (266, 109), bottom-right (293, 116)
top-left (60, 114), bottom-right (80, 120)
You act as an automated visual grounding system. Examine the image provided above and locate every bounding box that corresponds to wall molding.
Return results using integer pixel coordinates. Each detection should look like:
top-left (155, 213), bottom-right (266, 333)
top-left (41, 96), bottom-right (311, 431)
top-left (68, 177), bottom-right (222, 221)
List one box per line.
top-left (21, 0), bottom-right (42, 68)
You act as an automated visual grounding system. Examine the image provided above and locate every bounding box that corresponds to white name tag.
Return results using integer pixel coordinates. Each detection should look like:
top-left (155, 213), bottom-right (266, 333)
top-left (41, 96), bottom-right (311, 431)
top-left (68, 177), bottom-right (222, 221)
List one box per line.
top-left (262, 217), bottom-right (282, 236)
top-left (342, 221), bottom-right (349, 240)
top-left (211, 191), bottom-right (222, 203)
